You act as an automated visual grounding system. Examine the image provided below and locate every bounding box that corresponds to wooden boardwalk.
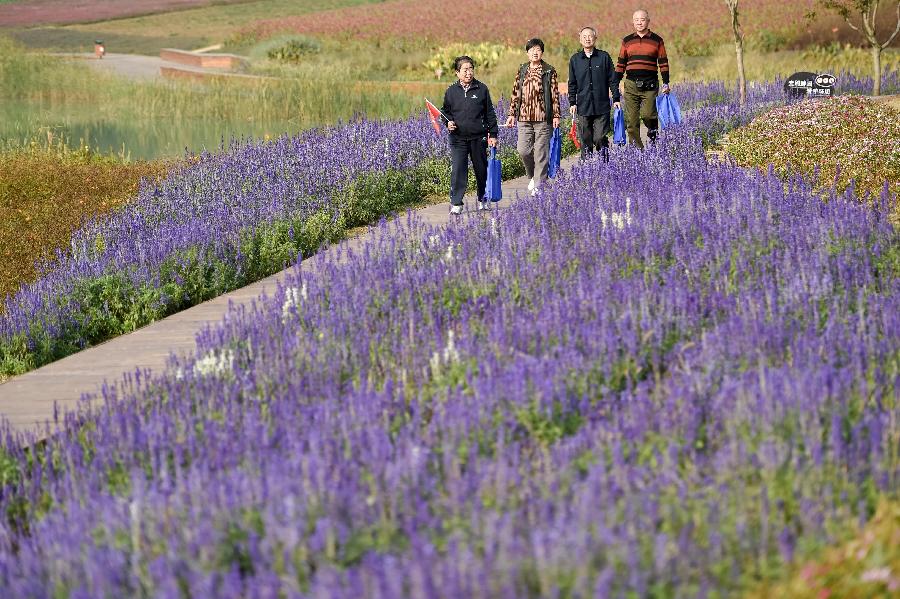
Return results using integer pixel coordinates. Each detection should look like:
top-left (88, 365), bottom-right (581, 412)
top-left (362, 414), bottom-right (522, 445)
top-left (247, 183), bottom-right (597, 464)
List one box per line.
top-left (0, 157), bottom-right (580, 437)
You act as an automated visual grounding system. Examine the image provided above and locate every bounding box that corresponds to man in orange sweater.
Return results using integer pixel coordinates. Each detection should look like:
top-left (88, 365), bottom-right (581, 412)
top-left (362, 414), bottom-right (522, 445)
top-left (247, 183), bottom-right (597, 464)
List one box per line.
top-left (615, 9), bottom-right (671, 149)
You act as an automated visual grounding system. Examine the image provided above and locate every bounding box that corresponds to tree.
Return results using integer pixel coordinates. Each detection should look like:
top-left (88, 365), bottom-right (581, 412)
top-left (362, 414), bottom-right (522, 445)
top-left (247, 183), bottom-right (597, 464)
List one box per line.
top-left (725, 0), bottom-right (747, 106)
top-left (811, 1), bottom-right (900, 96)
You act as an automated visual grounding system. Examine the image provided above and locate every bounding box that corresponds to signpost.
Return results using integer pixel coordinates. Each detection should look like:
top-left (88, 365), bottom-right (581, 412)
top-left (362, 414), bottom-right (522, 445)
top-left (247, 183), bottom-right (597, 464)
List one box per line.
top-left (784, 72), bottom-right (836, 101)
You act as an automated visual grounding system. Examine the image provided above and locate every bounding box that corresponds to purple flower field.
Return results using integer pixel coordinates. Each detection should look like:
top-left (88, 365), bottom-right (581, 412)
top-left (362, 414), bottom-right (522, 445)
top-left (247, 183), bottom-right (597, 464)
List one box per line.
top-left (0, 72), bottom-right (899, 596)
top-left (1, 71), bottom-right (896, 378)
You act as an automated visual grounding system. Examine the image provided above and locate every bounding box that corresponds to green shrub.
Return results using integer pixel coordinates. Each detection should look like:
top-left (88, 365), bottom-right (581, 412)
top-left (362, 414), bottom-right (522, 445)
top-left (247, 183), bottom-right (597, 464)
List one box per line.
top-left (423, 42), bottom-right (511, 78)
top-left (70, 273), bottom-right (169, 343)
top-left (263, 35), bottom-right (322, 62)
top-left (340, 169), bottom-right (422, 228)
top-left (670, 30), bottom-right (716, 57)
top-left (498, 146), bottom-right (525, 179)
top-left (750, 29), bottom-right (791, 53)
top-left (413, 158), bottom-right (453, 197)
top-left (239, 208), bottom-right (343, 281)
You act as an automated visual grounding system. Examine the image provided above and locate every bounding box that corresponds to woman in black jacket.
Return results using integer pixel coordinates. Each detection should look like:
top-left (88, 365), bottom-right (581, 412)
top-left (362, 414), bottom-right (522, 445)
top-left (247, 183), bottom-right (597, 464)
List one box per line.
top-left (441, 56), bottom-right (499, 214)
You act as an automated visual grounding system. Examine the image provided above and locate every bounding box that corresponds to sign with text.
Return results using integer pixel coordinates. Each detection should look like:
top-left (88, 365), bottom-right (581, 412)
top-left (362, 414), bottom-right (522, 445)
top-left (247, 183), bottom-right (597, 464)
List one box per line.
top-left (785, 72), bottom-right (836, 101)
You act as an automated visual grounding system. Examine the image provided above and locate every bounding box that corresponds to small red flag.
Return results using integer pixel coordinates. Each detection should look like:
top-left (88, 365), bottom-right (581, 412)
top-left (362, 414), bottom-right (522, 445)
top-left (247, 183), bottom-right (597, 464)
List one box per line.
top-left (568, 119), bottom-right (581, 149)
top-left (425, 98), bottom-right (446, 134)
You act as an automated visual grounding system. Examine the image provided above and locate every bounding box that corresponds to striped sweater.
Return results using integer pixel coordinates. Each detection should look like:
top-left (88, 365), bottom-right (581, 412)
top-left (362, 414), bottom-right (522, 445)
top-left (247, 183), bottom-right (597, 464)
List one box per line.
top-left (615, 31), bottom-right (669, 84)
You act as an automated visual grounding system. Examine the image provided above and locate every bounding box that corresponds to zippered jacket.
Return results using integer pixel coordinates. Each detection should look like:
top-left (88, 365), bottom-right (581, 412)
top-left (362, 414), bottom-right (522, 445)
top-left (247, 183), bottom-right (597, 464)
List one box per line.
top-left (441, 79), bottom-right (500, 140)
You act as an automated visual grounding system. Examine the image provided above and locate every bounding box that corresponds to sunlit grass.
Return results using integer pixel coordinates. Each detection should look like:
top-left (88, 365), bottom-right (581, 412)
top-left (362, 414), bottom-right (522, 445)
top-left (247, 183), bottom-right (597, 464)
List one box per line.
top-left (0, 136), bottom-right (173, 303)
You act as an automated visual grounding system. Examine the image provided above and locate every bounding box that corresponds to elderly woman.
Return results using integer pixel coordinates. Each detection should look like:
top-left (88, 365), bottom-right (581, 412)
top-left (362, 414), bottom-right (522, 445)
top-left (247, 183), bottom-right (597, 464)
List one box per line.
top-left (504, 38), bottom-right (561, 194)
top-left (441, 55), bottom-right (499, 214)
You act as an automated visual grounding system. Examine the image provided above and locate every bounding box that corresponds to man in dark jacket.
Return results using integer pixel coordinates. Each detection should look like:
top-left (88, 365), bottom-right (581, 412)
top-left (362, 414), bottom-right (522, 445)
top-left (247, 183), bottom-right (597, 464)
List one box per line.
top-left (568, 26), bottom-right (620, 162)
top-left (441, 56), bottom-right (499, 214)
top-left (569, 27), bottom-right (619, 161)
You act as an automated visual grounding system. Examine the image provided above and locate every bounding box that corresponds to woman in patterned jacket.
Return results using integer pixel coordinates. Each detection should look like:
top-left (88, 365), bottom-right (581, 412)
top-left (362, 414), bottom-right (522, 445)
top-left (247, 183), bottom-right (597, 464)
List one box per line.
top-left (504, 38), bottom-right (561, 195)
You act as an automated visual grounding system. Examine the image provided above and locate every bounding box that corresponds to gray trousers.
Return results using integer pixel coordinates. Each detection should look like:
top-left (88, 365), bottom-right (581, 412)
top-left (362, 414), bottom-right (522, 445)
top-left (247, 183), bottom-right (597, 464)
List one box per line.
top-left (516, 121), bottom-right (552, 186)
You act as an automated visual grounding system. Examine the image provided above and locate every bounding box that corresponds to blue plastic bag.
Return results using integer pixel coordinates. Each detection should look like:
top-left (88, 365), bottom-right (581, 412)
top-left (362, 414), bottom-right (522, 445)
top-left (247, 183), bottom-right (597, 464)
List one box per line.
top-left (485, 146), bottom-right (502, 202)
top-left (548, 127), bottom-right (562, 178)
top-left (655, 93), bottom-right (682, 129)
top-left (612, 106), bottom-right (626, 145)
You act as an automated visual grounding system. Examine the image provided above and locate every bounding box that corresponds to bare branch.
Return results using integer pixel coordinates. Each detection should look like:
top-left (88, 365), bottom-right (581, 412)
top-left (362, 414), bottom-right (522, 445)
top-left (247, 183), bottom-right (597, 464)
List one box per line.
top-left (881, 2), bottom-right (900, 48)
top-left (843, 15), bottom-right (862, 32)
top-left (860, 2), bottom-right (877, 40)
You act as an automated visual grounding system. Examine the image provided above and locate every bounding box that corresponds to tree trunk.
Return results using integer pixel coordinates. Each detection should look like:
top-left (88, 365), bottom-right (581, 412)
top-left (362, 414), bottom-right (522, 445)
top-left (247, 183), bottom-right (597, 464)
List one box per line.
top-left (872, 43), bottom-right (882, 96)
top-left (726, 1), bottom-right (747, 106)
top-left (735, 35), bottom-right (747, 106)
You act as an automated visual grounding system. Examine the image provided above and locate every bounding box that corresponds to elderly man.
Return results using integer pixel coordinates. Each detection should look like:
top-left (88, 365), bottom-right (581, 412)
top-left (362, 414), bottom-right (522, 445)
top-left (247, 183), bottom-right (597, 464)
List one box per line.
top-left (568, 26), bottom-right (620, 162)
top-left (615, 9), bottom-right (671, 149)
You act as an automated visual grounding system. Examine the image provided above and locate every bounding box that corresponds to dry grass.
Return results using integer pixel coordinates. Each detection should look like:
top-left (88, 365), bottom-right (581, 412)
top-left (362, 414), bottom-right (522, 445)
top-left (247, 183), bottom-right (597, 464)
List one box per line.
top-left (0, 142), bottom-right (173, 302)
top-left (747, 500), bottom-right (900, 599)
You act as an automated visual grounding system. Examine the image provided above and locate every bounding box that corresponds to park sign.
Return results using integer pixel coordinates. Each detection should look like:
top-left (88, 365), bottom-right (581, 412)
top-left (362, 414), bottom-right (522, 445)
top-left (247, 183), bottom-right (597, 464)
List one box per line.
top-left (785, 72), bottom-right (836, 101)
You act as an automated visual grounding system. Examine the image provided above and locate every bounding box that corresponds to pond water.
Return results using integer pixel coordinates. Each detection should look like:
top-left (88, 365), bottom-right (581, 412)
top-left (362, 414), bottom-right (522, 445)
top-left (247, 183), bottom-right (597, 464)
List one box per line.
top-left (0, 99), bottom-right (301, 160)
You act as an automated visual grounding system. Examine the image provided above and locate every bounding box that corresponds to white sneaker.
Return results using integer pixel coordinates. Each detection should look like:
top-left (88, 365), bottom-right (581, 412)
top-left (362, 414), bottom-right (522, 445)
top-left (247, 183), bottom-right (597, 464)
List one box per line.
top-left (527, 178), bottom-right (535, 191)
top-left (479, 200), bottom-right (491, 211)
top-left (449, 204), bottom-right (463, 215)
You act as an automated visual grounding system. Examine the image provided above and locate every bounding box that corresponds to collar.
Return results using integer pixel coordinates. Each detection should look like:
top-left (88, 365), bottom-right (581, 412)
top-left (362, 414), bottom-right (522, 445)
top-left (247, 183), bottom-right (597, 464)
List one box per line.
top-left (458, 79), bottom-right (480, 90)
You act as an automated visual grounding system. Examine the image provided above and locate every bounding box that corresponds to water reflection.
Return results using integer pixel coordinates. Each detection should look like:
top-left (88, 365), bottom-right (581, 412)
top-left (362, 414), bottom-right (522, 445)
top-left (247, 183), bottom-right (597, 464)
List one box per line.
top-left (1, 100), bottom-right (298, 160)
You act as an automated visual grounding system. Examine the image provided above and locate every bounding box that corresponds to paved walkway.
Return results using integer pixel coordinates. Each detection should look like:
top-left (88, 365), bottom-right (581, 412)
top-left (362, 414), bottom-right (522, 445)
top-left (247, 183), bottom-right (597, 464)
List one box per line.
top-left (0, 157), bottom-right (580, 437)
top-left (55, 52), bottom-right (254, 82)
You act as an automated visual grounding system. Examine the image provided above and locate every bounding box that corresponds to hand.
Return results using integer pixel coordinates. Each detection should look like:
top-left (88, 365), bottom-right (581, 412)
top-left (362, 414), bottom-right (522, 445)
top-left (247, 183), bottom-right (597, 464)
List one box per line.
top-left (447, 120), bottom-right (457, 131)
top-left (504, 116), bottom-right (516, 128)
top-left (569, 105), bottom-right (577, 117)
top-left (487, 136), bottom-right (498, 148)
top-left (613, 102), bottom-right (621, 110)
top-left (552, 117), bottom-right (560, 129)
top-left (661, 84), bottom-right (670, 95)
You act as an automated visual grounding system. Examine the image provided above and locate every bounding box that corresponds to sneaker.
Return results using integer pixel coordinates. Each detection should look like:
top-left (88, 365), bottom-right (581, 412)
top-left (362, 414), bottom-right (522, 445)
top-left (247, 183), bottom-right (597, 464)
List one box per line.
top-left (527, 178), bottom-right (535, 191)
top-left (479, 200), bottom-right (491, 211)
top-left (449, 204), bottom-right (463, 215)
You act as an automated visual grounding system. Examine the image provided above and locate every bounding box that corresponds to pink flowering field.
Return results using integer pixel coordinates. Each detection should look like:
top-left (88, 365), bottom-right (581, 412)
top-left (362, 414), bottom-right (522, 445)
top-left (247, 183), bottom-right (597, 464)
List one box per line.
top-left (0, 0), bottom-right (247, 27)
top-left (245, 0), bottom-right (823, 49)
top-left (725, 96), bottom-right (900, 202)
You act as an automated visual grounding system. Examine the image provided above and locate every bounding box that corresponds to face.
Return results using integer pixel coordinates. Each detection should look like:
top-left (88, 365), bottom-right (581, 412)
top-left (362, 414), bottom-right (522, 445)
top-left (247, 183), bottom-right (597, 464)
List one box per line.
top-left (527, 45), bottom-right (543, 63)
top-left (633, 11), bottom-right (649, 33)
top-left (456, 61), bottom-right (474, 85)
top-left (579, 29), bottom-right (596, 50)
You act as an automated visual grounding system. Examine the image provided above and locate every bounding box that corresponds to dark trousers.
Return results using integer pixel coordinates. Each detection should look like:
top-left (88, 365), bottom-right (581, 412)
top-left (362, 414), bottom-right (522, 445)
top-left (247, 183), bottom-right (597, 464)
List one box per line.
top-left (449, 136), bottom-right (488, 206)
top-left (576, 113), bottom-right (610, 160)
